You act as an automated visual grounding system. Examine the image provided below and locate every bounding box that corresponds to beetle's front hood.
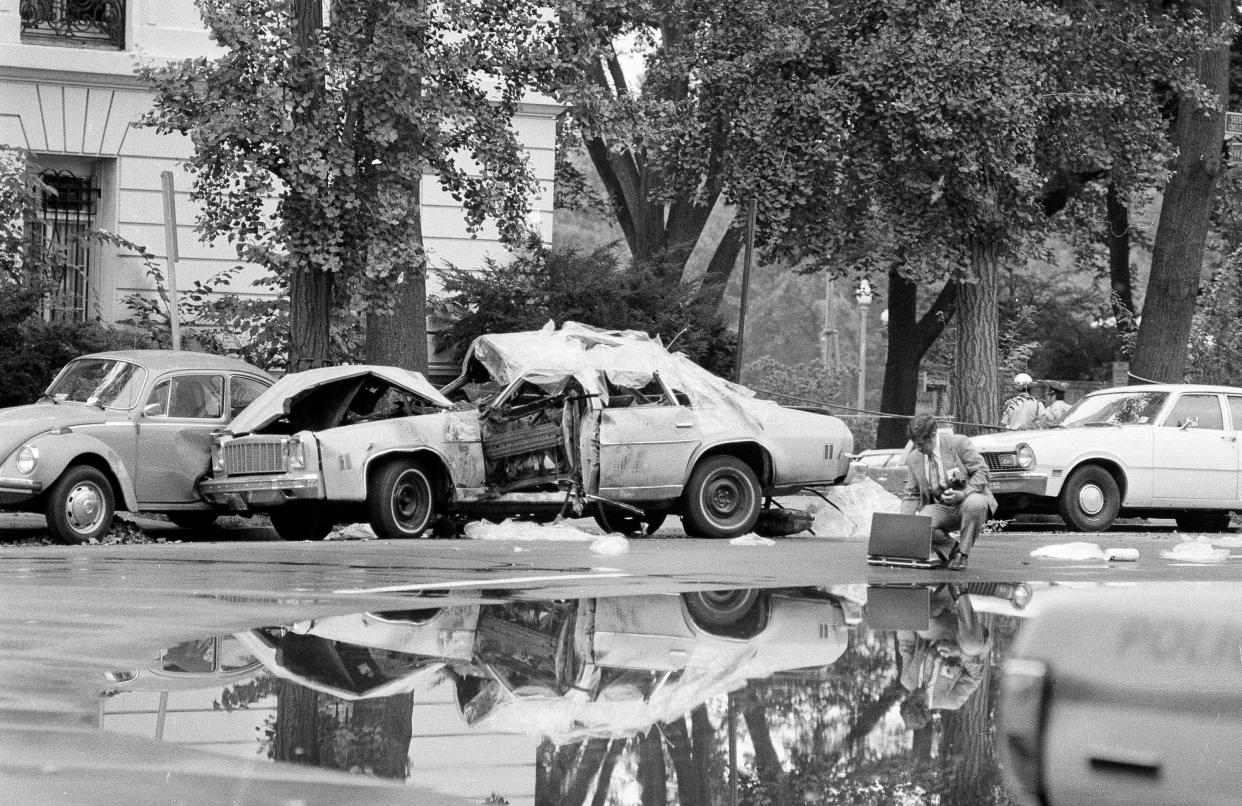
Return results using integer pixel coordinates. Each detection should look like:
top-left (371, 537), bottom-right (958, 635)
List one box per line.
top-left (0, 402), bottom-right (114, 456)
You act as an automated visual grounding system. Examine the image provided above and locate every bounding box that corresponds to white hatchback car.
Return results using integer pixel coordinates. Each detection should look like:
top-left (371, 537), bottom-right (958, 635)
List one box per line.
top-left (972, 384), bottom-right (1242, 532)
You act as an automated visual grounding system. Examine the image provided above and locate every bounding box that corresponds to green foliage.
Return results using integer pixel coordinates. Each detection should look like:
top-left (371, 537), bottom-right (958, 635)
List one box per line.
top-left (140, 0), bottom-right (560, 358)
top-left (1187, 254), bottom-right (1242, 384)
top-left (430, 238), bottom-right (738, 376)
top-left (214, 673), bottom-right (281, 712)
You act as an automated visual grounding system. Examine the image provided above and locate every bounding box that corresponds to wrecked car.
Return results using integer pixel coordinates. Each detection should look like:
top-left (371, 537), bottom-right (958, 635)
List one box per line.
top-left (199, 322), bottom-right (860, 540)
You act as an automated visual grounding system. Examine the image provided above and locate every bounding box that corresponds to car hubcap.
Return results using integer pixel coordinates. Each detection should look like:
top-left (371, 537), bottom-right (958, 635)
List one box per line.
top-left (65, 483), bottom-right (104, 534)
top-left (704, 472), bottom-right (743, 521)
top-left (392, 470), bottom-right (429, 531)
top-left (1077, 483), bottom-right (1105, 516)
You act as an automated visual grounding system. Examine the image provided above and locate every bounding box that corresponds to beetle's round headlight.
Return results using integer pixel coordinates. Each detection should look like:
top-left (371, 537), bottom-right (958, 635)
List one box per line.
top-left (1016, 444), bottom-right (1035, 470)
top-left (15, 445), bottom-right (38, 475)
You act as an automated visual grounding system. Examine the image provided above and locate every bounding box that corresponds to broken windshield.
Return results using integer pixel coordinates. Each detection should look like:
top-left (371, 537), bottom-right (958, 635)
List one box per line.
top-left (46, 358), bottom-right (147, 410)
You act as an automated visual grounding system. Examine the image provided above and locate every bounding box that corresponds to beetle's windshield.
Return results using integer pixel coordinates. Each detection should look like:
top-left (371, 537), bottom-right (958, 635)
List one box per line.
top-left (1058, 390), bottom-right (1168, 427)
top-left (46, 359), bottom-right (147, 409)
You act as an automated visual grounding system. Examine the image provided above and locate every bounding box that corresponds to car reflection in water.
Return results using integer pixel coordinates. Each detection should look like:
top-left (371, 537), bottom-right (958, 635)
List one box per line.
top-left (95, 584), bottom-right (1043, 804)
top-left (999, 584), bottom-right (1242, 806)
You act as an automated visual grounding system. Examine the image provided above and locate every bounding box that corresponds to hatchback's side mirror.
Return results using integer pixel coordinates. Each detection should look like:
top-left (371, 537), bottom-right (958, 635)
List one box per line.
top-left (142, 403), bottom-right (164, 418)
top-left (1178, 416), bottom-right (1199, 431)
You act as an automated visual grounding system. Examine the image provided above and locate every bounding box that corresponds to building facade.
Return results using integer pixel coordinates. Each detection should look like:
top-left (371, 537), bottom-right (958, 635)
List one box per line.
top-left (0, 0), bottom-right (558, 380)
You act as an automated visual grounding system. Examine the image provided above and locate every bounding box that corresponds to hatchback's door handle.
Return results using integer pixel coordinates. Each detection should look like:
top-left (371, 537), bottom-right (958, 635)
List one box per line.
top-left (675, 422), bottom-right (695, 428)
top-left (1223, 435), bottom-right (1237, 442)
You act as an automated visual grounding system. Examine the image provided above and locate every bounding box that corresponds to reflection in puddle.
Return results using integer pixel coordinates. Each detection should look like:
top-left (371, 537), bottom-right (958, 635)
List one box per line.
top-left (100, 584), bottom-right (1035, 803)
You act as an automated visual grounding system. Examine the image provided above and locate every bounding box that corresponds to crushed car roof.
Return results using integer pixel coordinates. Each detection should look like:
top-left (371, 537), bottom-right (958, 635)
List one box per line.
top-left (226, 364), bottom-right (451, 434)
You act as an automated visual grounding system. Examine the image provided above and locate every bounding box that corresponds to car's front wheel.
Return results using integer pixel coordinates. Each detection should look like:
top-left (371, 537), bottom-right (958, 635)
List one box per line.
top-left (268, 504), bottom-right (334, 541)
top-left (45, 465), bottom-right (115, 544)
top-left (681, 456), bottom-right (761, 538)
top-left (1056, 465), bottom-right (1120, 532)
top-left (368, 460), bottom-right (436, 539)
top-left (593, 505), bottom-right (667, 536)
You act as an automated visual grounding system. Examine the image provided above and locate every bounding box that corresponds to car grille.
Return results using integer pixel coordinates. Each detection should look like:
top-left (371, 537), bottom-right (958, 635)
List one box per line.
top-left (983, 452), bottom-right (1016, 472)
top-left (222, 439), bottom-right (287, 475)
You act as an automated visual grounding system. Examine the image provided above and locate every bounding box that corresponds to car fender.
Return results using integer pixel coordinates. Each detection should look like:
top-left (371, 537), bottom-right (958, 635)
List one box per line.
top-left (1044, 452), bottom-right (1134, 503)
top-left (8, 432), bottom-right (138, 510)
top-left (686, 438), bottom-right (773, 486)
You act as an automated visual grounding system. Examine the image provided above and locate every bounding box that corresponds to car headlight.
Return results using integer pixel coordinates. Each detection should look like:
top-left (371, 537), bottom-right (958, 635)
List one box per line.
top-left (15, 445), bottom-right (38, 475)
top-left (999, 658), bottom-right (1050, 806)
top-left (286, 436), bottom-right (306, 471)
top-left (1016, 444), bottom-right (1035, 470)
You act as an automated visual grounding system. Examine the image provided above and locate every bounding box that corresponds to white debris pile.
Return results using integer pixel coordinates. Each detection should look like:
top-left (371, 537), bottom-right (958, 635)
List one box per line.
top-left (729, 534), bottom-right (776, 546)
top-left (326, 522), bottom-right (377, 541)
top-left (1030, 542), bottom-right (1107, 561)
top-left (774, 478), bottom-right (900, 540)
top-left (1160, 537), bottom-right (1230, 563)
top-left (463, 518), bottom-right (597, 541)
top-left (589, 534), bottom-right (630, 554)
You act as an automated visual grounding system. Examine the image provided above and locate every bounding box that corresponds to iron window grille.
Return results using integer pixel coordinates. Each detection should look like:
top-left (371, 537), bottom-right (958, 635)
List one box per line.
top-left (33, 171), bottom-right (100, 322)
top-left (19, 0), bottom-right (125, 50)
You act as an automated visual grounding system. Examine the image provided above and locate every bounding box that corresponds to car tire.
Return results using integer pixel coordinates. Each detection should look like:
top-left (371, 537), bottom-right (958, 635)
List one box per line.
top-left (166, 512), bottom-right (219, 531)
top-left (681, 590), bottom-right (766, 636)
top-left (368, 460), bottom-right (436, 539)
top-left (268, 505), bottom-right (335, 541)
top-left (681, 455), bottom-right (762, 539)
top-left (1175, 510), bottom-right (1233, 533)
top-left (1056, 465), bottom-right (1120, 532)
top-left (45, 465), bottom-right (115, 544)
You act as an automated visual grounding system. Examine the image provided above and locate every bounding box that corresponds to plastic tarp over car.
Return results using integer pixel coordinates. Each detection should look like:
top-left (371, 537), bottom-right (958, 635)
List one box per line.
top-left (462, 321), bottom-right (796, 433)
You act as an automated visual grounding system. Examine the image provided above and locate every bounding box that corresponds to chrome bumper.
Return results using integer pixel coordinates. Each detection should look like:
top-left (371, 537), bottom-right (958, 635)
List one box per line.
top-left (989, 471), bottom-right (1049, 497)
top-left (199, 473), bottom-right (323, 509)
top-left (0, 477), bottom-right (42, 495)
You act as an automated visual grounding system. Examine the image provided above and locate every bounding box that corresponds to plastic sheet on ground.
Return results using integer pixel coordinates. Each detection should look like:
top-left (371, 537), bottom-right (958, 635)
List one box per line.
top-left (773, 478), bottom-right (900, 540)
top-left (1160, 537), bottom-right (1231, 563)
top-left (1030, 542), bottom-right (1107, 561)
top-left (326, 522), bottom-right (377, 541)
top-left (1207, 533), bottom-right (1242, 548)
top-left (729, 534), bottom-right (776, 546)
top-left (589, 534), bottom-right (630, 554)
top-left (462, 519), bottom-right (596, 541)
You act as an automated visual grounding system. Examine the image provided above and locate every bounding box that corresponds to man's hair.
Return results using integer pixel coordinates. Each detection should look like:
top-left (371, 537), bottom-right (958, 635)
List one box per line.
top-left (908, 413), bottom-right (939, 441)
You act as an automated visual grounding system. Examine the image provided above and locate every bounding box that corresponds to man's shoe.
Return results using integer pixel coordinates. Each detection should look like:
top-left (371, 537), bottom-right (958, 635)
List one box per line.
top-left (947, 554), bottom-right (968, 571)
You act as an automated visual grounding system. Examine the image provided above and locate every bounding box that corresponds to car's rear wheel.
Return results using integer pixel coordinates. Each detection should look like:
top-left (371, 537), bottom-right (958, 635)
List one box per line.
top-left (45, 465), bottom-right (115, 544)
top-left (268, 504), bottom-right (334, 541)
top-left (1175, 510), bottom-right (1233, 533)
top-left (1056, 465), bottom-right (1120, 532)
top-left (681, 590), bottom-right (766, 636)
top-left (681, 456), bottom-right (761, 539)
top-left (368, 460), bottom-right (436, 539)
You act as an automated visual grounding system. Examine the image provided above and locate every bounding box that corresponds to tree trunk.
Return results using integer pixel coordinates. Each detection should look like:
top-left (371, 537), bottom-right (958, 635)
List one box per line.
top-left (938, 658), bottom-right (994, 806)
top-left (1105, 182), bottom-right (1135, 345)
top-left (364, 245), bottom-right (429, 372)
top-left (285, 0), bottom-right (332, 373)
top-left (877, 272), bottom-right (958, 448)
top-left (664, 716), bottom-right (705, 806)
top-left (288, 262), bottom-right (334, 372)
top-left (1130, 0), bottom-right (1229, 383)
top-left (589, 739), bottom-right (625, 806)
top-left (563, 738), bottom-right (611, 806)
top-left (638, 727), bottom-right (667, 806)
top-left (690, 705), bottom-right (715, 802)
top-left (953, 239), bottom-right (1000, 435)
top-left (349, 695), bottom-right (413, 780)
top-left (271, 682), bottom-right (321, 766)
top-left (740, 691), bottom-right (787, 806)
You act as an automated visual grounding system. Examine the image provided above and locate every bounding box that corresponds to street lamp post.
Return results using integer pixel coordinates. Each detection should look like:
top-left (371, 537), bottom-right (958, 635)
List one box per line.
top-left (855, 279), bottom-right (872, 411)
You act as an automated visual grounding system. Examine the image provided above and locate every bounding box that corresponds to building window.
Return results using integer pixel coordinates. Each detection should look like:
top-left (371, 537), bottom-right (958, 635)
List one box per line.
top-left (33, 171), bottom-right (100, 322)
top-left (19, 0), bottom-right (125, 50)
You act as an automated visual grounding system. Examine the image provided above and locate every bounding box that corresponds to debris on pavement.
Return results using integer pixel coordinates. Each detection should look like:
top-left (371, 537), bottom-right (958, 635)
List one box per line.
top-left (1031, 542), bottom-right (1108, 561)
top-left (729, 534), bottom-right (776, 546)
top-left (326, 523), bottom-right (378, 541)
top-left (589, 534), bottom-right (630, 554)
top-left (1160, 538), bottom-right (1231, 563)
top-left (463, 519), bottom-right (596, 541)
top-left (1104, 547), bottom-right (1140, 561)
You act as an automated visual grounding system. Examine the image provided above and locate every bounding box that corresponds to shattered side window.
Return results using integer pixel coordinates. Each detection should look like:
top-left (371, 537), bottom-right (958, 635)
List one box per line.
top-left (603, 373), bottom-right (675, 408)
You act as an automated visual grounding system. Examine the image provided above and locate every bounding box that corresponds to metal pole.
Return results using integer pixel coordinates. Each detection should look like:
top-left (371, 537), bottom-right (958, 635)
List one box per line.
top-left (728, 692), bottom-right (738, 806)
top-left (857, 304), bottom-right (867, 410)
top-left (160, 171), bottom-right (181, 350)
top-left (822, 275), bottom-right (832, 367)
top-left (735, 198), bottom-right (757, 384)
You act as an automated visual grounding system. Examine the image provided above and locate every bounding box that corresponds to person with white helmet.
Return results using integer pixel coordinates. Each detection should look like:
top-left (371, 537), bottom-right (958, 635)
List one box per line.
top-left (1000, 372), bottom-right (1045, 430)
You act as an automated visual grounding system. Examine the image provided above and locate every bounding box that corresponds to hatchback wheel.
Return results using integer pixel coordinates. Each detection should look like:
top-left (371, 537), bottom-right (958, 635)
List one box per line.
top-left (45, 465), bottom-right (115, 544)
top-left (1056, 465), bottom-right (1120, 532)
